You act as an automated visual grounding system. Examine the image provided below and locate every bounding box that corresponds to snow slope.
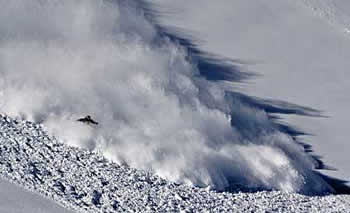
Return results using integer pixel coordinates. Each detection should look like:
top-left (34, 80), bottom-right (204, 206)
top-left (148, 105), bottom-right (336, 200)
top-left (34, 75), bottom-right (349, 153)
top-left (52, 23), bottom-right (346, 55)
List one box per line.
top-left (153, 0), bottom-right (350, 184)
top-left (0, 179), bottom-right (72, 213)
top-left (1, 114), bottom-right (350, 212)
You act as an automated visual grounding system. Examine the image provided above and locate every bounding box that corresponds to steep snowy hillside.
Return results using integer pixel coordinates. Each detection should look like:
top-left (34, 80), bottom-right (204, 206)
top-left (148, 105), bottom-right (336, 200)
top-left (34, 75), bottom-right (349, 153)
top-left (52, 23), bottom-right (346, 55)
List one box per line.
top-left (1, 0), bottom-right (350, 211)
top-left (1, 0), bottom-right (349, 195)
top-left (1, 114), bottom-right (350, 212)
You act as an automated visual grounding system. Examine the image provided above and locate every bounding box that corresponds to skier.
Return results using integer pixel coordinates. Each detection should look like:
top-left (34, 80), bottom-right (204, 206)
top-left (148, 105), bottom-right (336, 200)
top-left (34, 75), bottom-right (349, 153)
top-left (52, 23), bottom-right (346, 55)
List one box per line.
top-left (77, 115), bottom-right (99, 125)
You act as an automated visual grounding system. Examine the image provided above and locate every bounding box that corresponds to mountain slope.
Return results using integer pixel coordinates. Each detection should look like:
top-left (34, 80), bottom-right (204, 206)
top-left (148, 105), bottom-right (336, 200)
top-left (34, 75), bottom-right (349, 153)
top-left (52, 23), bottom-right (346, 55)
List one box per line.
top-left (0, 0), bottom-right (344, 194)
top-left (1, 114), bottom-right (350, 212)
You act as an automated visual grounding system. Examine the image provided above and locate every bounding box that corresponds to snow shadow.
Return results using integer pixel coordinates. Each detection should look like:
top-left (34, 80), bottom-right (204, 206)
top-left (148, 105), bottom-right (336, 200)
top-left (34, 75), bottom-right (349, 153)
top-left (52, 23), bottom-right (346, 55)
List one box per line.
top-left (140, 0), bottom-right (350, 195)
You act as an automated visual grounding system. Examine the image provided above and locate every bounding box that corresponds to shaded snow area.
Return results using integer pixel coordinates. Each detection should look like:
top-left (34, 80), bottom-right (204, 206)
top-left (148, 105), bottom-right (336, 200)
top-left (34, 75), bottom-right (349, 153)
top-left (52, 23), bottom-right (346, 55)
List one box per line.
top-left (0, 0), bottom-right (346, 196)
top-left (0, 179), bottom-right (73, 213)
top-left (0, 115), bottom-right (349, 212)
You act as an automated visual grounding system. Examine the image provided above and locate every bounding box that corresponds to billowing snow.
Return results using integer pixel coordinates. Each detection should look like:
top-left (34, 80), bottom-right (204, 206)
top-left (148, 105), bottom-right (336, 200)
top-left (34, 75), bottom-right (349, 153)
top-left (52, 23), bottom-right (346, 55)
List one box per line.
top-left (1, 0), bottom-right (350, 211)
top-left (0, 114), bottom-right (350, 212)
top-left (0, 0), bottom-right (345, 195)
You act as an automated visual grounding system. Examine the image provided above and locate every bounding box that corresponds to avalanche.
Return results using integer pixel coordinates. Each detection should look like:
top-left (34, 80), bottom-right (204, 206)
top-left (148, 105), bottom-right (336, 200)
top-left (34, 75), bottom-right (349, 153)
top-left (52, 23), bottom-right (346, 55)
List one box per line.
top-left (1, 114), bottom-right (350, 212)
top-left (0, 0), bottom-right (348, 195)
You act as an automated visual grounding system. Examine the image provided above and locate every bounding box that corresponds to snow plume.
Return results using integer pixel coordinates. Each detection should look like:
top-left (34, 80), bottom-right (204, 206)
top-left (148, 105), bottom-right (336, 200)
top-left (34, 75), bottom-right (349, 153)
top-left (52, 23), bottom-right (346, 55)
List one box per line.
top-left (0, 0), bottom-right (335, 194)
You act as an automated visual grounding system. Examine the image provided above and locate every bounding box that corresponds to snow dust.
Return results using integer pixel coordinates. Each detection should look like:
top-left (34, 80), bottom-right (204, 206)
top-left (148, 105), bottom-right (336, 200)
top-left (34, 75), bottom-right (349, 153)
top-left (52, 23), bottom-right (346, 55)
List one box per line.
top-left (0, 0), bottom-right (334, 194)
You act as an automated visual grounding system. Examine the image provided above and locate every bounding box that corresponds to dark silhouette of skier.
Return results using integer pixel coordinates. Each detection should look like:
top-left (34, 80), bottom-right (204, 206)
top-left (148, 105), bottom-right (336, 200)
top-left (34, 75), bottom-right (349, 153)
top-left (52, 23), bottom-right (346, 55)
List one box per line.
top-left (77, 115), bottom-right (98, 125)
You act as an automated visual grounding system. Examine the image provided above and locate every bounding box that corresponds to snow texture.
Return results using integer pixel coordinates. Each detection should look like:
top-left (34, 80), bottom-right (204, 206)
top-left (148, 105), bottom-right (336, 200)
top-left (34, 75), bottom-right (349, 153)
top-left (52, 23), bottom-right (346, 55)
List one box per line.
top-left (1, 114), bottom-right (350, 212)
top-left (0, 0), bottom-right (345, 195)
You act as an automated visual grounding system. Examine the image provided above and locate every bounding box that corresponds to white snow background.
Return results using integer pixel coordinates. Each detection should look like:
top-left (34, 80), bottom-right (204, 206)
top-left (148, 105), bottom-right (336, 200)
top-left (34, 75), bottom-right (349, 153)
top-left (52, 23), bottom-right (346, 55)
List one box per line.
top-left (0, 0), bottom-right (348, 198)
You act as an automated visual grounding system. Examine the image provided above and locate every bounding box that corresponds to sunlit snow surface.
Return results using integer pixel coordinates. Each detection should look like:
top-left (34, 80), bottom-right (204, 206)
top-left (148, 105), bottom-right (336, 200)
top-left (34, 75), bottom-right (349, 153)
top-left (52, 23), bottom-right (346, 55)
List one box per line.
top-left (0, 0), bottom-right (346, 195)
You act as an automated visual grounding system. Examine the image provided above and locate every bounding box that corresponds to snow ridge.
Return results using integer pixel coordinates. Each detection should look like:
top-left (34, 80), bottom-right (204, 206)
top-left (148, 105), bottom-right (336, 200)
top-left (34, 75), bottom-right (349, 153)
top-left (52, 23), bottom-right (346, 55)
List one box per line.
top-left (1, 114), bottom-right (350, 212)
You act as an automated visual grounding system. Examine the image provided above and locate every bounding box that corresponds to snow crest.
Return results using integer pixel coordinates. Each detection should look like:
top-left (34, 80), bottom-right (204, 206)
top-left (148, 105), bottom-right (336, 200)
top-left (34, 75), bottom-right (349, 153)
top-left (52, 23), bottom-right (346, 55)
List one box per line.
top-left (0, 0), bottom-right (334, 194)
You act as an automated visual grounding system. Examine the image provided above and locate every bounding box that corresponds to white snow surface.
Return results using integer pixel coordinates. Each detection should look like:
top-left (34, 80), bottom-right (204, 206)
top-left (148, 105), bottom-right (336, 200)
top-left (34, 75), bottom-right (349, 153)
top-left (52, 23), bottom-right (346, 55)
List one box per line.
top-left (0, 114), bottom-right (350, 212)
top-left (0, 179), bottom-right (73, 213)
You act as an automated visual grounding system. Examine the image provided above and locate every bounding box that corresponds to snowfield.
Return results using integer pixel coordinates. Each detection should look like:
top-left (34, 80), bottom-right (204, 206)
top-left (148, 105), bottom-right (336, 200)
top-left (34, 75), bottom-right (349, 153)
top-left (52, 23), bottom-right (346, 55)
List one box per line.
top-left (1, 114), bottom-right (349, 212)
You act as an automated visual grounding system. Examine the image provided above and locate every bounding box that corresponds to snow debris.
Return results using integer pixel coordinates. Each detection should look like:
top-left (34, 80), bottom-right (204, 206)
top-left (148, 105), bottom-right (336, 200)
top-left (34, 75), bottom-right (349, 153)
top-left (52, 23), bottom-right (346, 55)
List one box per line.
top-left (0, 114), bottom-right (349, 212)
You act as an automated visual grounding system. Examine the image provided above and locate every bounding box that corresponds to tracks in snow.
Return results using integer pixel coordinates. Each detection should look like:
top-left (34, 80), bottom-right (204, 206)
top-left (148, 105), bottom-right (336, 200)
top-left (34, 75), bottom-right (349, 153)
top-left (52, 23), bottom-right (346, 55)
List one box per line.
top-left (295, 0), bottom-right (350, 35)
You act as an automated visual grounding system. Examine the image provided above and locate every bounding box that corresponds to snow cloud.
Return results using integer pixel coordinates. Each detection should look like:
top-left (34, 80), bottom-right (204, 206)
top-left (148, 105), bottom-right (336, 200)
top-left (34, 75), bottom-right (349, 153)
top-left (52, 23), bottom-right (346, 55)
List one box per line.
top-left (0, 0), bottom-right (334, 194)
